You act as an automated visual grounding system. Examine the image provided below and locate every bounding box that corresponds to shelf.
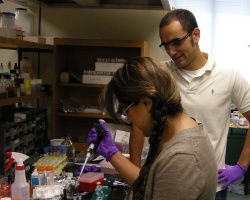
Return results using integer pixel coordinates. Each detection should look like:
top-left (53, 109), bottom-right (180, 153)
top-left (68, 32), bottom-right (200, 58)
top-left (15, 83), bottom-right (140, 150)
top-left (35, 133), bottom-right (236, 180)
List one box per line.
top-left (0, 36), bottom-right (53, 51)
top-left (58, 83), bottom-right (105, 88)
top-left (0, 92), bottom-right (51, 107)
top-left (56, 111), bottom-right (110, 119)
top-left (52, 39), bottom-right (148, 139)
top-left (54, 39), bottom-right (147, 48)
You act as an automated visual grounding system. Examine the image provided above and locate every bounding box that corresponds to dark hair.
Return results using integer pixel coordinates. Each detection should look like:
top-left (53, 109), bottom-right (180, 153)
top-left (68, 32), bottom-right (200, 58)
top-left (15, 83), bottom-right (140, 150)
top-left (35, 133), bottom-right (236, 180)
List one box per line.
top-left (100, 57), bottom-right (183, 197)
top-left (160, 9), bottom-right (198, 32)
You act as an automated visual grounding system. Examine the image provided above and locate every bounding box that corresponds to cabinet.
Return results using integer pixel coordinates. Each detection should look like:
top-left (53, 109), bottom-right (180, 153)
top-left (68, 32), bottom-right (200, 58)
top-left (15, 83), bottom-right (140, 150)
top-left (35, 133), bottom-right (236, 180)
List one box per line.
top-left (226, 127), bottom-right (250, 194)
top-left (52, 39), bottom-right (148, 142)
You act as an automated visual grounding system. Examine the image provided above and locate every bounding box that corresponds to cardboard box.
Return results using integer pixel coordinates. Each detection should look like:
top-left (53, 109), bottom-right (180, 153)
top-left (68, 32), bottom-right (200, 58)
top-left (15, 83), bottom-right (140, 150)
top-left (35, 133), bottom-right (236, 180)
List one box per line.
top-left (82, 75), bottom-right (112, 84)
top-left (115, 130), bottom-right (130, 154)
top-left (45, 37), bottom-right (55, 45)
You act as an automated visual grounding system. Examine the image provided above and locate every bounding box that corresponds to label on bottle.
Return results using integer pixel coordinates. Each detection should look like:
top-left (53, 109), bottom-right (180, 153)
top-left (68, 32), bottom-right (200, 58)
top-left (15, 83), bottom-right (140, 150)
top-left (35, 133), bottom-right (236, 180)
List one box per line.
top-left (11, 183), bottom-right (29, 200)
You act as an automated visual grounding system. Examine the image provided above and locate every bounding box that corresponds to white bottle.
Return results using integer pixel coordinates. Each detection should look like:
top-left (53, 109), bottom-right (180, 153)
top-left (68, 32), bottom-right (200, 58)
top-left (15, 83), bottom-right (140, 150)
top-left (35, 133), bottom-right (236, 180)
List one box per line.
top-left (5, 152), bottom-right (30, 200)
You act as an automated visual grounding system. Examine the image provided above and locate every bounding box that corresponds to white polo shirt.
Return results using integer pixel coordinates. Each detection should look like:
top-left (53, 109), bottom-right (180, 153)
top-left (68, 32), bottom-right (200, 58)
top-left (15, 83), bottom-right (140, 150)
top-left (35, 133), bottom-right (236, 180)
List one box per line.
top-left (165, 53), bottom-right (250, 191)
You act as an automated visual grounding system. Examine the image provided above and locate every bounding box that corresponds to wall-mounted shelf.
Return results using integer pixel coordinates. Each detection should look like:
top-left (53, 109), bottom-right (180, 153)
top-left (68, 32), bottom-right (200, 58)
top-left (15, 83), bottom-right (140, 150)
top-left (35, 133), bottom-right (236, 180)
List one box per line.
top-left (58, 82), bottom-right (105, 88)
top-left (0, 36), bottom-right (53, 51)
top-left (56, 111), bottom-right (109, 119)
top-left (0, 36), bottom-right (53, 107)
top-left (0, 92), bottom-right (50, 107)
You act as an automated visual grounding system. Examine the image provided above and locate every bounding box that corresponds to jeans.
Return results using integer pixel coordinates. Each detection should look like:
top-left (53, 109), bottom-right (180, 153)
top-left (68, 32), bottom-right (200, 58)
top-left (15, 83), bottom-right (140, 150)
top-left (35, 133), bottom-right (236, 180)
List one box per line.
top-left (215, 189), bottom-right (227, 200)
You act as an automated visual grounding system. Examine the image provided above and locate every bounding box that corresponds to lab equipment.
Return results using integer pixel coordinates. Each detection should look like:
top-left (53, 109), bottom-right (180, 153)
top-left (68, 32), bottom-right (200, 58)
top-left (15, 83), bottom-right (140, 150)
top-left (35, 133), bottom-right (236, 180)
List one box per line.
top-left (61, 134), bottom-right (75, 162)
top-left (90, 182), bottom-right (111, 200)
top-left (87, 120), bottom-right (119, 161)
top-left (78, 172), bottom-right (104, 192)
top-left (37, 167), bottom-right (46, 186)
top-left (45, 166), bottom-right (55, 186)
top-left (4, 152), bottom-right (30, 200)
top-left (78, 119), bottom-right (106, 178)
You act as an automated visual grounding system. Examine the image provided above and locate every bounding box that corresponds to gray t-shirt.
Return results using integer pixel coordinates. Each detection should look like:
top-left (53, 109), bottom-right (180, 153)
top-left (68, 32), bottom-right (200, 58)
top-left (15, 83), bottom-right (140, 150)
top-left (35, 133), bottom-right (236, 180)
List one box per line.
top-left (144, 124), bottom-right (217, 200)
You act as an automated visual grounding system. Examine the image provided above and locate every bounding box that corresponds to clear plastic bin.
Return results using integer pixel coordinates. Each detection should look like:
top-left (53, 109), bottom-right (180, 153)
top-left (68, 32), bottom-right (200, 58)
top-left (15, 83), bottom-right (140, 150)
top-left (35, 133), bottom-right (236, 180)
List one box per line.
top-left (1, 12), bottom-right (15, 29)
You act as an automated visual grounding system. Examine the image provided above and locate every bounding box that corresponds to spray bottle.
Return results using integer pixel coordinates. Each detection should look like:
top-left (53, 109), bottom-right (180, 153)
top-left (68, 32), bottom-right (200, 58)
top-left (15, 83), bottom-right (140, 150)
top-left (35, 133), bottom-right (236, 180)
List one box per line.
top-left (4, 152), bottom-right (30, 200)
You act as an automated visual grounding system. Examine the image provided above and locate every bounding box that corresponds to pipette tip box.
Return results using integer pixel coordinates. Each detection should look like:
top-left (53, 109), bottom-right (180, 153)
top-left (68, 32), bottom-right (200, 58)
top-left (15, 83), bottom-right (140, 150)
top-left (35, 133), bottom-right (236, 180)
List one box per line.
top-left (78, 172), bottom-right (104, 192)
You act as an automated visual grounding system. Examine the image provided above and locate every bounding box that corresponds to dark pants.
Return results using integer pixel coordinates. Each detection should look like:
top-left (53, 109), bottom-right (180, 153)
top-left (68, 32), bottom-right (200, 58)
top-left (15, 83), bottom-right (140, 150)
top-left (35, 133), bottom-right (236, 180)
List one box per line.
top-left (215, 189), bottom-right (227, 200)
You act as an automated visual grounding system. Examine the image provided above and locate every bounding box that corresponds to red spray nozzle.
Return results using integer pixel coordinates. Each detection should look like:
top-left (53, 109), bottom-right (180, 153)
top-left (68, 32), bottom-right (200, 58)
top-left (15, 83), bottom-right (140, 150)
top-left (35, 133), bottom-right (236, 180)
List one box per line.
top-left (5, 152), bottom-right (12, 157)
top-left (4, 157), bottom-right (14, 172)
top-left (5, 152), bottom-right (14, 172)
top-left (4, 152), bottom-right (29, 172)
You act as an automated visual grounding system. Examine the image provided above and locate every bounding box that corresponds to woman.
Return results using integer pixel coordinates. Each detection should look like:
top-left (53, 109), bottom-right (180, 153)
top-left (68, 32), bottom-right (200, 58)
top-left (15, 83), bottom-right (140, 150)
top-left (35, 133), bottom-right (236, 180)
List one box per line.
top-left (87, 57), bottom-right (217, 199)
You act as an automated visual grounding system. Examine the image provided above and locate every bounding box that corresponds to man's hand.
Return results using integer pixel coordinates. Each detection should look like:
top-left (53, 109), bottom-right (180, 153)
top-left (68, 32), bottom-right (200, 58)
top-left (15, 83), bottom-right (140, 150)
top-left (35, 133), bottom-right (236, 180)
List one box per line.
top-left (218, 163), bottom-right (247, 189)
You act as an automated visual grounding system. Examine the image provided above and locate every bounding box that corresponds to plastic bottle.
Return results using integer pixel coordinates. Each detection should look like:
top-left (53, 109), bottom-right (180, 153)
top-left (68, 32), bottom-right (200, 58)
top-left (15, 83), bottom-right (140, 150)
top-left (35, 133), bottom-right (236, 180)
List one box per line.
top-left (36, 167), bottom-right (46, 186)
top-left (15, 8), bottom-right (30, 36)
top-left (14, 63), bottom-right (19, 77)
top-left (60, 134), bottom-right (75, 163)
top-left (45, 166), bottom-right (54, 186)
top-left (4, 74), bottom-right (15, 98)
top-left (4, 152), bottom-right (30, 200)
top-left (20, 57), bottom-right (32, 79)
top-left (23, 79), bottom-right (31, 95)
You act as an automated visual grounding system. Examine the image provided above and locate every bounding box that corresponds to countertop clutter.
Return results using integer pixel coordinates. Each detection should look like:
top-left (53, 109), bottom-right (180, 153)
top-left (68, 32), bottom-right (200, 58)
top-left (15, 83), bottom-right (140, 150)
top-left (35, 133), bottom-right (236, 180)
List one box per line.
top-left (0, 143), bottom-right (131, 200)
top-left (1, 155), bottom-right (131, 200)
top-left (0, 118), bottom-right (132, 200)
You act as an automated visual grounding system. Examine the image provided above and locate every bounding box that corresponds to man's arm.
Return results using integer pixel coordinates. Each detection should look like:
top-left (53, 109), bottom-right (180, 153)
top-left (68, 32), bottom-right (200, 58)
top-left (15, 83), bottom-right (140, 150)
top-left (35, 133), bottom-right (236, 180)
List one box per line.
top-left (129, 125), bottom-right (145, 167)
top-left (238, 110), bottom-right (250, 169)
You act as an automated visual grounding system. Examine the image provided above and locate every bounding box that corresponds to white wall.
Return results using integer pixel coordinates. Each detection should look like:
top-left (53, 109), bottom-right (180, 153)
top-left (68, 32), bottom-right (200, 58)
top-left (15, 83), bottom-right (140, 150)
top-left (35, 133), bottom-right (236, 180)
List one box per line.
top-left (1, 1), bottom-right (170, 68)
top-left (40, 7), bottom-right (170, 61)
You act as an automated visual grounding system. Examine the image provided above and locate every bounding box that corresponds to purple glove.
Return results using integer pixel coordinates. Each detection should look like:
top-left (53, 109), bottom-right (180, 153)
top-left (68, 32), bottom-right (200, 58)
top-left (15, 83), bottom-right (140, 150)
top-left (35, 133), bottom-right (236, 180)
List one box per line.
top-left (87, 122), bottom-right (119, 161)
top-left (218, 163), bottom-right (247, 189)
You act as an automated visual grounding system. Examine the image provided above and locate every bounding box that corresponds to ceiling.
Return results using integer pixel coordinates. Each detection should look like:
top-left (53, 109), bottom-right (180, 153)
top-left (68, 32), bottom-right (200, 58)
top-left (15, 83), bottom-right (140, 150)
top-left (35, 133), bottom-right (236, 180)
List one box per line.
top-left (10, 0), bottom-right (171, 10)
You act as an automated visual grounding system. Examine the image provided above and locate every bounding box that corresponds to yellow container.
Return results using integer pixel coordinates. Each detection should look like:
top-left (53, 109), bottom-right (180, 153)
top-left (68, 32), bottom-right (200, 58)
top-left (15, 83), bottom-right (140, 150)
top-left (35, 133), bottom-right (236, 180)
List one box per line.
top-left (23, 79), bottom-right (31, 95)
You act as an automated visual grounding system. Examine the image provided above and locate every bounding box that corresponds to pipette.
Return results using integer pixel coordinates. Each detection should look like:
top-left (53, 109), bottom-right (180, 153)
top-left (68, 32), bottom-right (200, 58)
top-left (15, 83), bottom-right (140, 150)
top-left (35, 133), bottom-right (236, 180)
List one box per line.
top-left (76, 119), bottom-right (106, 187)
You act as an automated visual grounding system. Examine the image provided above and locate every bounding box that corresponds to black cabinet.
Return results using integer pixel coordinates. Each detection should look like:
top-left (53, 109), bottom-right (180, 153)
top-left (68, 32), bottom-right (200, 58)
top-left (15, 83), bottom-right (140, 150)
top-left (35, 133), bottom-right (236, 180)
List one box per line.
top-left (226, 127), bottom-right (249, 194)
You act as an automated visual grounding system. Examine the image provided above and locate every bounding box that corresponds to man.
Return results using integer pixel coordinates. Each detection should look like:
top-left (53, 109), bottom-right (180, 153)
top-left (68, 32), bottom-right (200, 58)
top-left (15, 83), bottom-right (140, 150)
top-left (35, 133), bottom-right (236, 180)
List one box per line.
top-left (129, 9), bottom-right (250, 200)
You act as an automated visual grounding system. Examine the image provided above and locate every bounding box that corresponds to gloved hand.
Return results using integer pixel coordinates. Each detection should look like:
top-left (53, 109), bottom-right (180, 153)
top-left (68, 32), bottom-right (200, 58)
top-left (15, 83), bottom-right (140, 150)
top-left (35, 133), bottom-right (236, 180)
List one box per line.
top-left (218, 163), bottom-right (247, 189)
top-left (87, 121), bottom-right (119, 161)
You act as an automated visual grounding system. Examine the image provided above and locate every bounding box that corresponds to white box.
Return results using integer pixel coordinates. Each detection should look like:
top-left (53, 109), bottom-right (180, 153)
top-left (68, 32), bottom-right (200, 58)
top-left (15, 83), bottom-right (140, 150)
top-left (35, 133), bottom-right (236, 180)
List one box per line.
top-left (45, 36), bottom-right (55, 45)
top-left (82, 75), bottom-right (112, 84)
top-left (115, 130), bottom-right (130, 153)
top-left (14, 113), bottom-right (26, 120)
top-left (95, 62), bottom-right (124, 72)
top-left (23, 36), bottom-right (46, 44)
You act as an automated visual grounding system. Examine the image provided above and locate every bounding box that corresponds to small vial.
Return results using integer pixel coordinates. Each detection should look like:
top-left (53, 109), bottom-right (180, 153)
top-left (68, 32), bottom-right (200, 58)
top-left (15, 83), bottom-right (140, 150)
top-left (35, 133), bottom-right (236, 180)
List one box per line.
top-left (45, 166), bottom-right (54, 186)
top-left (95, 182), bottom-right (104, 197)
top-left (36, 167), bottom-right (46, 186)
